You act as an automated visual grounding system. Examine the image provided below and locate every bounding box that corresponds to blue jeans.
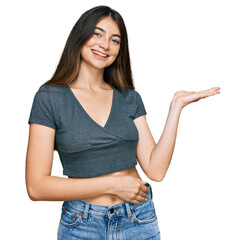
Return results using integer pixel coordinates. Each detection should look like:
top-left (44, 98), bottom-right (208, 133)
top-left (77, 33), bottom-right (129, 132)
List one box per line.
top-left (57, 182), bottom-right (161, 239)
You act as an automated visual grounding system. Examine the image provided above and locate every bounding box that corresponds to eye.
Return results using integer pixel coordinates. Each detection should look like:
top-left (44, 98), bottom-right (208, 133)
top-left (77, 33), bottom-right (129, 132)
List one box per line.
top-left (94, 32), bottom-right (101, 37)
top-left (112, 39), bottom-right (120, 44)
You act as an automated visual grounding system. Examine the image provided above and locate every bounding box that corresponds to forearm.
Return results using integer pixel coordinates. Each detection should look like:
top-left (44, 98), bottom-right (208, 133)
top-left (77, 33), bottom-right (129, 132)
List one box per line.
top-left (150, 101), bottom-right (182, 181)
top-left (27, 175), bottom-right (115, 201)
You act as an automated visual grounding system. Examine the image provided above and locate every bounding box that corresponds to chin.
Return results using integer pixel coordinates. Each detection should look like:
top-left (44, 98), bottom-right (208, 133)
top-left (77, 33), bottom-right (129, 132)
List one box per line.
top-left (91, 60), bottom-right (115, 69)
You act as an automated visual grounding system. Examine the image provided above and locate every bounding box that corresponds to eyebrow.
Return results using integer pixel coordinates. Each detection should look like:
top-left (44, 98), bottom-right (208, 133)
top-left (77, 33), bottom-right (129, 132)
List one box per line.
top-left (95, 26), bottom-right (121, 39)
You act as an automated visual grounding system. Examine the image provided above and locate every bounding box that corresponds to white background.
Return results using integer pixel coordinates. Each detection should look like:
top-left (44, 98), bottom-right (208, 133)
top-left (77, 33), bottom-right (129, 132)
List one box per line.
top-left (1, 0), bottom-right (244, 239)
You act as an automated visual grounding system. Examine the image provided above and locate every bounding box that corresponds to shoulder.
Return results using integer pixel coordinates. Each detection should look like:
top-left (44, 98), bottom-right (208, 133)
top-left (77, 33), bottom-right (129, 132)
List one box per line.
top-left (35, 84), bottom-right (68, 104)
top-left (37, 83), bottom-right (67, 94)
top-left (32, 83), bottom-right (68, 111)
top-left (125, 89), bottom-right (145, 106)
top-left (116, 88), bottom-right (142, 100)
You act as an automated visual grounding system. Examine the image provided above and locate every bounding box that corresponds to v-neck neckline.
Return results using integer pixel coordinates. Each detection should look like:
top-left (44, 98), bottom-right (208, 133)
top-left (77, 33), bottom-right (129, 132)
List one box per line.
top-left (67, 85), bottom-right (115, 129)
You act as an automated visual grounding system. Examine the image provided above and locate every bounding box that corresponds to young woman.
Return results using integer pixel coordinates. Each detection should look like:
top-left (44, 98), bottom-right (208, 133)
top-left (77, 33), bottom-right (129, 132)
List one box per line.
top-left (26, 5), bottom-right (220, 240)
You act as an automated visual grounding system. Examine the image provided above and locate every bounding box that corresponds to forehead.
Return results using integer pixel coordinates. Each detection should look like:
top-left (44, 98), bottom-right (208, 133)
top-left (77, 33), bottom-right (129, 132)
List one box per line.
top-left (95, 17), bottom-right (120, 35)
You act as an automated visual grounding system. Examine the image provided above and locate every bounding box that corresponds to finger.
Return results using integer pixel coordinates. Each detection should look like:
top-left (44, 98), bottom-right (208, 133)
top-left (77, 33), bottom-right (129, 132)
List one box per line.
top-left (199, 88), bottom-right (220, 98)
top-left (138, 190), bottom-right (148, 198)
top-left (200, 87), bottom-right (220, 95)
top-left (140, 184), bottom-right (149, 194)
top-left (135, 194), bottom-right (147, 203)
top-left (132, 199), bottom-right (141, 204)
top-left (198, 89), bottom-right (214, 96)
top-left (202, 90), bottom-right (220, 98)
top-left (204, 87), bottom-right (221, 91)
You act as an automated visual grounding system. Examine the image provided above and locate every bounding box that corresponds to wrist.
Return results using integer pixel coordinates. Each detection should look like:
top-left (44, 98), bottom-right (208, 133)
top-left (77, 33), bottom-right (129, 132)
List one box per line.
top-left (170, 99), bottom-right (183, 111)
top-left (105, 176), bottom-right (119, 196)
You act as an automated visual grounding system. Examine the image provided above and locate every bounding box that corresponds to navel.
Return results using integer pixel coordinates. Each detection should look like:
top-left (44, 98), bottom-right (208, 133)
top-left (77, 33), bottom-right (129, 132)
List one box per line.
top-left (111, 196), bottom-right (117, 201)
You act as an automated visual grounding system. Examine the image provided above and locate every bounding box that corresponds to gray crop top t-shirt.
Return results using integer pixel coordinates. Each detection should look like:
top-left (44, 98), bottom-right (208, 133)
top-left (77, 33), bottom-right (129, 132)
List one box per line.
top-left (28, 84), bottom-right (147, 178)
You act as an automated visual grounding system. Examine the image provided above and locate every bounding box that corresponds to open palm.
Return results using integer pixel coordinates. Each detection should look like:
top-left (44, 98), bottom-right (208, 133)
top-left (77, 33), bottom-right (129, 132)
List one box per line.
top-left (173, 87), bottom-right (221, 108)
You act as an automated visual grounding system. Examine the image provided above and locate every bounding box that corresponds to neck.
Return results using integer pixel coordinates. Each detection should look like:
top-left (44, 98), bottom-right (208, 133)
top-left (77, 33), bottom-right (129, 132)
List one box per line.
top-left (72, 61), bottom-right (105, 89)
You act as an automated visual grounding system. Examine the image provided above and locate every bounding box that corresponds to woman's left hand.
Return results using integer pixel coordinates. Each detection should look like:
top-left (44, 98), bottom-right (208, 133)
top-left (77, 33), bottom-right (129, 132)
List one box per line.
top-left (171, 87), bottom-right (221, 109)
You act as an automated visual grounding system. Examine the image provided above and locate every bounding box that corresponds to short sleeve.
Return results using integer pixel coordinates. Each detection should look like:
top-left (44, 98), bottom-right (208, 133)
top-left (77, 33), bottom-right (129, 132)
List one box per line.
top-left (28, 88), bottom-right (57, 130)
top-left (133, 91), bottom-right (147, 120)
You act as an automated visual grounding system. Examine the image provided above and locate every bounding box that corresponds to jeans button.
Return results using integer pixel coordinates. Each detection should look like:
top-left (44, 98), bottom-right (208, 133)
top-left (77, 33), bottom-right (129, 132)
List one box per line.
top-left (110, 208), bottom-right (114, 214)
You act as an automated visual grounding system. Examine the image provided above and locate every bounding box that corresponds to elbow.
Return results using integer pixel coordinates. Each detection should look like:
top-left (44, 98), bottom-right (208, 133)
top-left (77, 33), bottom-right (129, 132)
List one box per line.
top-left (26, 184), bottom-right (42, 201)
top-left (151, 164), bottom-right (169, 182)
top-left (153, 178), bottom-right (163, 182)
top-left (26, 174), bottom-right (47, 201)
top-left (27, 186), bottom-right (39, 201)
top-left (148, 175), bottom-right (163, 182)
top-left (151, 176), bottom-right (164, 182)
top-left (150, 172), bottom-right (167, 182)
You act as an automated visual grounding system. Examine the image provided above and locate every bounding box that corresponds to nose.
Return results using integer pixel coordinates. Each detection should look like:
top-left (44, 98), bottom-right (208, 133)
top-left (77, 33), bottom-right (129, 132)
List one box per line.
top-left (98, 37), bottom-right (109, 50)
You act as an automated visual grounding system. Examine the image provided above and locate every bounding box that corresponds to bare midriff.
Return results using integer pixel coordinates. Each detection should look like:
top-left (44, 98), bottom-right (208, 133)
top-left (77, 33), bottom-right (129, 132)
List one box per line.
top-left (70, 166), bottom-right (142, 206)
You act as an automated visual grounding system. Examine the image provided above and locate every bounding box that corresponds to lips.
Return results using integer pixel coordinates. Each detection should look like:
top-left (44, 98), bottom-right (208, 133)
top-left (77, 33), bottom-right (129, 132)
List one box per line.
top-left (91, 49), bottom-right (109, 58)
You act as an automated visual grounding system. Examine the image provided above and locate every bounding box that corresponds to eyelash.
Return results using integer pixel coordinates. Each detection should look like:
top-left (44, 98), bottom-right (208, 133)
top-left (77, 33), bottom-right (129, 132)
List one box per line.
top-left (93, 32), bottom-right (120, 45)
top-left (112, 39), bottom-right (120, 44)
top-left (94, 32), bottom-right (101, 37)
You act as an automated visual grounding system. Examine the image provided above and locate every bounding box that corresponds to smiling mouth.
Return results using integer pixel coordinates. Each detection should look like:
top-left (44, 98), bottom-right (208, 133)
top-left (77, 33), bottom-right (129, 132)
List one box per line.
top-left (91, 49), bottom-right (109, 58)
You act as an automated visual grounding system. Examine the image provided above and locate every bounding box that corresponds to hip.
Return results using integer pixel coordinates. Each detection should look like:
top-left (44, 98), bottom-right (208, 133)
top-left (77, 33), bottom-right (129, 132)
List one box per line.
top-left (57, 182), bottom-right (161, 239)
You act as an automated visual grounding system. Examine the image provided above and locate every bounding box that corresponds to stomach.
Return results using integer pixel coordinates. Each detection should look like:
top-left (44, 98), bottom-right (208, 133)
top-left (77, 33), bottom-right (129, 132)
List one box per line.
top-left (73, 166), bottom-right (142, 206)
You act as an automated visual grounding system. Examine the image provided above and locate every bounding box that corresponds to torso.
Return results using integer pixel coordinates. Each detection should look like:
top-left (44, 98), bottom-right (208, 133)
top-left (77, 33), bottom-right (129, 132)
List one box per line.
top-left (77, 167), bottom-right (142, 206)
top-left (67, 82), bottom-right (142, 206)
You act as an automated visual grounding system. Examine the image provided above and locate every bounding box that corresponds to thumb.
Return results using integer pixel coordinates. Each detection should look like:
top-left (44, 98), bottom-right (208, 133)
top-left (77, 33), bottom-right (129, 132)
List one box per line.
top-left (141, 180), bottom-right (147, 185)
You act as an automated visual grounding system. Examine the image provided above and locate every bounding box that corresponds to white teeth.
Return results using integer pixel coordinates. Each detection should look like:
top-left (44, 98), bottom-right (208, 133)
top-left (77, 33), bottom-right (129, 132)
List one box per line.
top-left (92, 50), bottom-right (108, 57)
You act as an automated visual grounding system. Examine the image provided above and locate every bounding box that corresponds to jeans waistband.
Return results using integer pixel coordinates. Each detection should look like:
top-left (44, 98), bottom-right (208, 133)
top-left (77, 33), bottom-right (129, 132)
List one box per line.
top-left (62, 182), bottom-right (153, 221)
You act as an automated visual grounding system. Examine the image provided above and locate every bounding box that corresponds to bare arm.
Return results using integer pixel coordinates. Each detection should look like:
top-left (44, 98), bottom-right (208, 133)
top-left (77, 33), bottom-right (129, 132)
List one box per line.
top-left (133, 105), bottom-right (181, 182)
top-left (26, 175), bottom-right (115, 201)
top-left (149, 101), bottom-right (182, 181)
top-left (134, 87), bottom-right (220, 182)
top-left (25, 123), bottom-right (115, 201)
top-left (26, 123), bottom-right (148, 203)
top-left (150, 87), bottom-right (221, 181)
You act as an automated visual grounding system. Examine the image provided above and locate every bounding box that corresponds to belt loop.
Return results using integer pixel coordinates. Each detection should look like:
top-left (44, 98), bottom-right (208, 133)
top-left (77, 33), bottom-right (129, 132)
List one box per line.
top-left (83, 202), bottom-right (90, 221)
top-left (124, 202), bottom-right (132, 219)
top-left (149, 184), bottom-right (153, 200)
top-left (146, 182), bottom-right (153, 200)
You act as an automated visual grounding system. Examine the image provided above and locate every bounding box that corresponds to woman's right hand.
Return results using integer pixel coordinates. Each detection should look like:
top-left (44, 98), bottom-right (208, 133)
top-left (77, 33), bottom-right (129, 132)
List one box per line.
top-left (112, 175), bottom-right (149, 204)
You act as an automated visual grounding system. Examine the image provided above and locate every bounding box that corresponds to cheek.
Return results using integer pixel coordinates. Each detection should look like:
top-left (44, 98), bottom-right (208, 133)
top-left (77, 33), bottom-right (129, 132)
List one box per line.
top-left (81, 38), bottom-right (96, 53)
top-left (80, 43), bottom-right (94, 58)
top-left (111, 46), bottom-right (120, 57)
top-left (86, 36), bottom-right (101, 48)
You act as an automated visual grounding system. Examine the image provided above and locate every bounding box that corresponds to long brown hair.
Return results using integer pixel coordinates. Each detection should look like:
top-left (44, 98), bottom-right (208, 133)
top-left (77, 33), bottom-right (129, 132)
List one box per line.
top-left (43, 5), bottom-right (135, 92)
top-left (42, 6), bottom-right (136, 151)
